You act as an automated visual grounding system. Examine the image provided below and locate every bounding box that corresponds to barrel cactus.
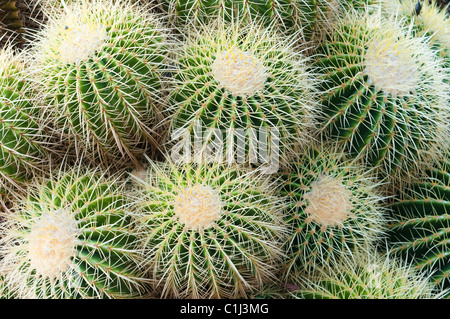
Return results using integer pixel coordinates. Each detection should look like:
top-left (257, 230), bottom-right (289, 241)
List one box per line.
top-left (277, 144), bottom-right (386, 278)
top-left (29, 0), bottom-right (170, 167)
top-left (289, 251), bottom-right (445, 299)
top-left (312, 10), bottom-right (449, 181)
top-left (0, 167), bottom-right (149, 299)
top-left (387, 153), bottom-right (450, 295)
top-left (130, 160), bottom-right (288, 299)
top-left (167, 20), bottom-right (316, 171)
top-left (0, 46), bottom-right (50, 193)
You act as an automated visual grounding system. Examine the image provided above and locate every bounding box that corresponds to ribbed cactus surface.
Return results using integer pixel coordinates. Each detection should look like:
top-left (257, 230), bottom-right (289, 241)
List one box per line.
top-left (388, 155), bottom-right (450, 293)
top-left (131, 160), bottom-right (287, 299)
top-left (313, 10), bottom-right (449, 180)
top-left (167, 21), bottom-right (315, 169)
top-left (0, 48), bottom-right (49, 192)
top-left (0, 168), bottom-right (148, 299)
top-left (277, 145), bottom-right (386, 276)
top-left (32, 0), bottom-right (169, 167)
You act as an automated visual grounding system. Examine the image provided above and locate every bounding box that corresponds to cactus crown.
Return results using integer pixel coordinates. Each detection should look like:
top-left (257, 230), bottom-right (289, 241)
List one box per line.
top-left (27, 209), bottom-right (81, 278)
top-left (363, 34), bottom-right (420, 97)
top-left (173, 184), bottom-right (223, 230)
top-left (303, 174), bottom-right (353, 229)
top-left (211, 46), bottom-right (268, 97)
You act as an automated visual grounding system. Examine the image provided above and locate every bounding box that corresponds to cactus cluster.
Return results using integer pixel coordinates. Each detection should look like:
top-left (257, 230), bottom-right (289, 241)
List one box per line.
top-left (0, 0), bottom-right (448, 301)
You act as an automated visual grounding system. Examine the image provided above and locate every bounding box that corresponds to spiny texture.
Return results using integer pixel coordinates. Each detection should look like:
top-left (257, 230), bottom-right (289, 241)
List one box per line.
top-left (167, 21), bottom-right (316, 170)
top-left (289, 251), bottom-right (444, 299)
top-left (277, 145), bottom-right (386, 277)
top-left (0, 47), bottom-right (50, 193)
top-left (383, 0), bottom-right (450, 84)
top-left (159, 0), bottom-right (341, 43)
top-left (31, 0), bottom-right (169, 167)
top-left (387, 154), bottom-right (450, 294)
top-left (131, 160), bottom-right (287, 299)
top-left (0, 167), bottom-right (148, 299)
top-left (313, 10), bottom-right (449, 181)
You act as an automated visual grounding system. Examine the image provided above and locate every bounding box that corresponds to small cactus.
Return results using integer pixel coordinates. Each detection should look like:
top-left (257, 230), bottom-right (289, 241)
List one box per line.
top-left (289, 250), bottom-right (445, 299)
top-left (0, 46), bottom-right (50, 193)
top-left (29, 0), bottom-right (170, 167)
top-left (0, 166), bottom-right (149, 299)
top-left (130, 160), bottom-right (288, 299)
top-left (166, 20), bottom-right (317, 170)
top-left (312, 9), bottom-right (449, 181)
top-left (277, 144), bottom-right (387, 277)
top-left (387, 153), bottom-right (450, 294)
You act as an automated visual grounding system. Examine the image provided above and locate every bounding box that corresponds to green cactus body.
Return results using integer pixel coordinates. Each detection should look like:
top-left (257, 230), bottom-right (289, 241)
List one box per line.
top-left (0, 168), bottom-right (148, 299)
top-left (313, 11), bottom-right (449, 181)
top-left (277, 145), bottom-right (386, 277)
top-left (131, 160), bottom-right (287, 299)
top-left (0, 48), bottom-right (49, 192)
top-left (167, 21), bottom-right (316, 170)
top-left (32, 0), bottom-right (169, 167)
top-left (388, 156), bottom-right (450, 293)
top-left (290, 252), bottom-right (443, 299)
top-left (160, 0), bottom-right (339, 43)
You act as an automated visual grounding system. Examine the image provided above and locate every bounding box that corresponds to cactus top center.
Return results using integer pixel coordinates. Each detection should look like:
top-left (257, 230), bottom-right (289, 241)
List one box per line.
top-left (58, 23), bottom-right (108, 64)
top-left (303, 175), bottom-right (353, 230)
top-left (211, 46), bottom-right (267, 96)
top-left (363, 37), bottom-right (420, 97)
top-left (27, 210), bottom-right (80, 278)
top-left (174, 185), bottom-right (223, 230)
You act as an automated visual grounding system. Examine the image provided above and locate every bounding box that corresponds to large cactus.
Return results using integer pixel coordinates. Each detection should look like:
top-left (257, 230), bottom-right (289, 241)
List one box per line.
top-left (166, 20), bottom-right (316, 171)
top-left (277, 144), bottom-right (386, 278)
top-left (387, 154), bottom-right (450, 295)
top-left (312, 10), bottom-right (449, 182)
top-left (130, 160), bottom-right (288, 299)
top-left (0, 167), bottom-right (149, 299)
top-left (0, 47), bottom-right (50, 193)
top-left (30, 0), bottom-right (170, 167)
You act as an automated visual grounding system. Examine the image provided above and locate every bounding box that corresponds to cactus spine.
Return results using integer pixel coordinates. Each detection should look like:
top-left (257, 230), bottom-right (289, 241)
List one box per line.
top-left (131, 160), bottom-right (288, 299)
top-left (277, 145), bottom-right (387, 278)
top-left (312, 10), bottom-right (449, 181)
top-left (0, 167), bottom-right (148, 299)
top-left (167, 20), bottom-right (316, 170)
top-left (30, 0), bottom-right (169, 167)
top-left (387, 154), bottom-right (450, 294)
